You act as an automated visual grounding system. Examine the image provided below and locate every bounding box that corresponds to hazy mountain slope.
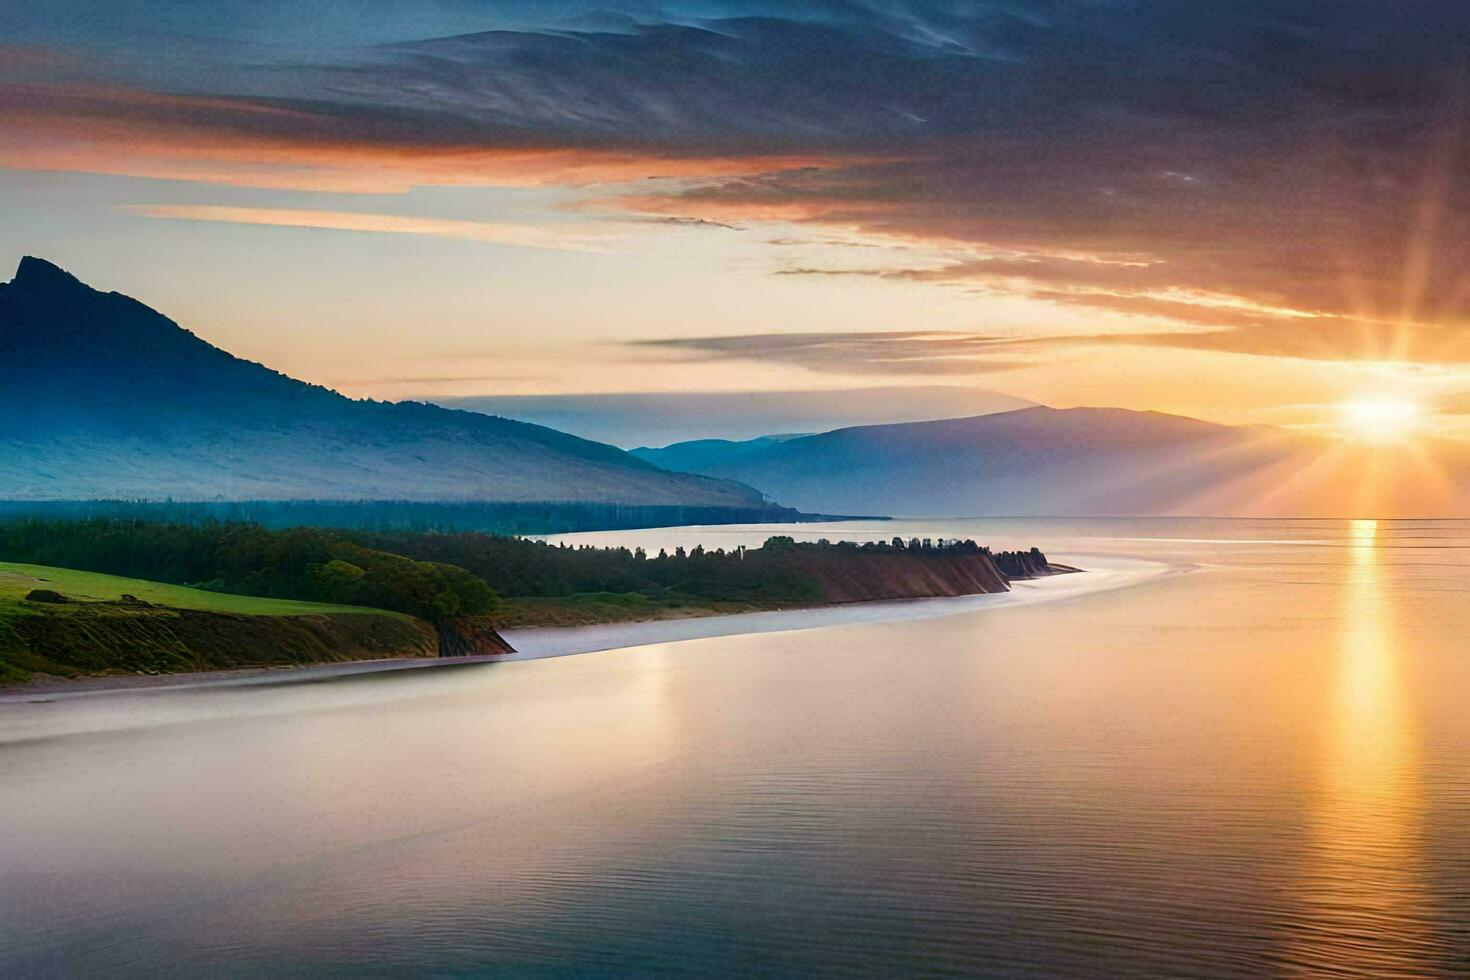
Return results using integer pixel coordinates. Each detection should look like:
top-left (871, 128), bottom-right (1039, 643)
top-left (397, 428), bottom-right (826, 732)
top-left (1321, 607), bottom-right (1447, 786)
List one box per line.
top-left (630, 435), bottom-right (808, 474)
top-left (440, 387), bottom-right (1036, 446)
top-left (0, 257), bottom-right (770, 506)
top-left (634, 407), bottom-right (1469, 517)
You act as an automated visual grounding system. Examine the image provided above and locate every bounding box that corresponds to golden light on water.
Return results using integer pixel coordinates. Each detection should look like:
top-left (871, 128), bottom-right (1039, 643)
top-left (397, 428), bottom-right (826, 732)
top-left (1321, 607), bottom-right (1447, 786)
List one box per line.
top-left (1291, 518), bottom-right (1432, 972)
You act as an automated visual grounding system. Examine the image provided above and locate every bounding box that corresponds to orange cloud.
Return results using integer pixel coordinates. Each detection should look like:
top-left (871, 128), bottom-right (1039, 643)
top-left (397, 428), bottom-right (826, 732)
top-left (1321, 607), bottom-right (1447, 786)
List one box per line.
top-left (122, 205), bottom-right (619, 252)
top-left (0, 83), bottom-right (867, 193)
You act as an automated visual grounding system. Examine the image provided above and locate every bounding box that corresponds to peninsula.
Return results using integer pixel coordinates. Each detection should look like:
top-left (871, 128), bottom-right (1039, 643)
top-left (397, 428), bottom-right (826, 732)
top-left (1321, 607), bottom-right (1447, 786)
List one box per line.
top-left (0, 519), bottom-right (1074, 687)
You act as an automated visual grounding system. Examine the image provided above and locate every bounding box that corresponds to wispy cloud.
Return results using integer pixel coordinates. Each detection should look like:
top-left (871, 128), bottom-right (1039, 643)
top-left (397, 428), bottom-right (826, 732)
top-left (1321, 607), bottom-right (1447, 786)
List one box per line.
top-left (122, 205), bottom-right (617, 252)
top-left (0, 82), bottom-right (849, 192)
top-left (638, 320), bottom-right (1470, 375)
top-left (766, 256), bottom-right (1467, 363)
top-left (636, 331), bottom-right (1045, 376)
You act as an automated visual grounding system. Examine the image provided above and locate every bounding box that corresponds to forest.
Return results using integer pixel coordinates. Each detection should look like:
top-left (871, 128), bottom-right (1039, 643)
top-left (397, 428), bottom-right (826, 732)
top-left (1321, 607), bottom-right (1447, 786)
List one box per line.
top-left (0, 519), bottom-right (496, 623)
top-left (0, 519), bottom-right (1057, 622)
top-left (0, 499), bottom-right (810, 535)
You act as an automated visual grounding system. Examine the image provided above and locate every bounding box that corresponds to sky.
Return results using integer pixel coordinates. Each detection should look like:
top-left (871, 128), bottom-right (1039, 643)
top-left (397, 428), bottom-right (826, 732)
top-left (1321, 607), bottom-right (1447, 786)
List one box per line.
top-left (5, 1), bottom-right (1470, 442)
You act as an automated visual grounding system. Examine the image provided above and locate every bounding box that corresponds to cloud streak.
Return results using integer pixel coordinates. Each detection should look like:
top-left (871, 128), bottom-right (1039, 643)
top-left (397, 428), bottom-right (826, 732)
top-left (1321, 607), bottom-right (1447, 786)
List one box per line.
top-left (0, 84), bottom-right (850, 192)
top-left (636, 331), bottom-right (1045, 376)
top-left (638, 320), bottom-right (1470, 376)
top-left (123, 205), bottom-right (617, 252)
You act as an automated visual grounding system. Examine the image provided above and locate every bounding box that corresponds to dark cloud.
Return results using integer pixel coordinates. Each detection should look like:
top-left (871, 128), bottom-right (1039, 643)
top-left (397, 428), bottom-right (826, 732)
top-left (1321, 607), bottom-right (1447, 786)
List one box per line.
top-left (642, 318), bottom-right (1470, 372)
top-left (632, 215), bottom-right (743, 231)
top-left (9, 1), bottom-right (1470, 360)
top-left (636, 331), bottom-right (1044, 374)
top-left (773, 258), bottom-right (1470, 363)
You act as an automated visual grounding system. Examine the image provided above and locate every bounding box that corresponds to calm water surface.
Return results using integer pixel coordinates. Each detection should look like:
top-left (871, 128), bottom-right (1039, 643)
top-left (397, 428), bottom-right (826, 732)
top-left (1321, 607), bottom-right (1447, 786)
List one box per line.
top-left (3, 518), bottom-right (1470, 976)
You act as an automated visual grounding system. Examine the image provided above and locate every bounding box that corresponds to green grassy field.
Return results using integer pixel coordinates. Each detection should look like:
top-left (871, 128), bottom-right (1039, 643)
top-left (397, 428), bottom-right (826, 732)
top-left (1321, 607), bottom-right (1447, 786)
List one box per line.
top-left (0, 562), bottom-right (431, 685)
top-left (0, 562), bottom-right (407, 618)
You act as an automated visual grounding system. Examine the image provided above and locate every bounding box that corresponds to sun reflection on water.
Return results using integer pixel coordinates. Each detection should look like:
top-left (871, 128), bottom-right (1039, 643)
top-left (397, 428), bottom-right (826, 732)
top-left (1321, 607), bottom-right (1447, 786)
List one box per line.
top-left (1290, 519), bottom-right (1432, 972)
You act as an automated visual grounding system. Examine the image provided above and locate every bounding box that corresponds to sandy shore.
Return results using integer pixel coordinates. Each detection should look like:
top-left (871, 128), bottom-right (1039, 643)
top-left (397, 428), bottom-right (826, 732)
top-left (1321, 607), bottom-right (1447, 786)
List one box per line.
top-left (499, 555), bottom-right (1162, 662)
top-left (1, 554), bottom-right (1175, 702)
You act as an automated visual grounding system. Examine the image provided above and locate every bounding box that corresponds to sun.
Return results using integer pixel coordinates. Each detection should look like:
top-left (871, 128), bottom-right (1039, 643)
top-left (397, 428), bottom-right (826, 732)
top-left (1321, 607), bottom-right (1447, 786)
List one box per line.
top-left (1340, 396), bottom-right (1422, 443)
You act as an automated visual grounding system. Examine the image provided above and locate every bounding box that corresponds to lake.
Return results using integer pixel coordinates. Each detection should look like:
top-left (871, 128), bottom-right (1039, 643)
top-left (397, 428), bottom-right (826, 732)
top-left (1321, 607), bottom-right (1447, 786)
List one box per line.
top-left (3, 518), bottom-right (1469, 975)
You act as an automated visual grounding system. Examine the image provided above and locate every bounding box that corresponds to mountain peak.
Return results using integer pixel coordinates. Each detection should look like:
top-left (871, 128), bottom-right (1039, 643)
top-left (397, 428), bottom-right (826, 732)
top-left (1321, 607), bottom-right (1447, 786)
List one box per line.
top-left (12, 256), bottom-right (87, 294)
top-left (0, 260), bottom-right (775, 508)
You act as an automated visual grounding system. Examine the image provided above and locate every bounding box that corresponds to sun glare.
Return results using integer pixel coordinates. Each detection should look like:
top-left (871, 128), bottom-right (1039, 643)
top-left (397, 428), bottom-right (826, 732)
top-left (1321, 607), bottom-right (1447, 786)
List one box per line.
top-left (1341, 397), bottom-right (1422, 443)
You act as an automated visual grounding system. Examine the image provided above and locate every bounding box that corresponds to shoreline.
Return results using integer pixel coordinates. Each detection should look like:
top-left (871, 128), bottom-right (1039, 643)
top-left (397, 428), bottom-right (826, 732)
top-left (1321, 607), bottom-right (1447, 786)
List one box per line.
top-left (498, 557), bottom-right (1137, 662)
top-left (487, 559), bottom-right (1079, 631)
top-left (0, 554), bottom-right (1176, 702)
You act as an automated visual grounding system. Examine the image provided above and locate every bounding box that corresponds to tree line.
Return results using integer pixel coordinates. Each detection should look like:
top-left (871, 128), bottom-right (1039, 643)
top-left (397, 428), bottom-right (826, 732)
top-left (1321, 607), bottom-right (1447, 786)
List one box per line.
top-left (0, 499), bottom-right (803, 535)
top-left (0, 519), bottom-right (494, 623)
top-left (0, 518), bottom-right (1053, 618)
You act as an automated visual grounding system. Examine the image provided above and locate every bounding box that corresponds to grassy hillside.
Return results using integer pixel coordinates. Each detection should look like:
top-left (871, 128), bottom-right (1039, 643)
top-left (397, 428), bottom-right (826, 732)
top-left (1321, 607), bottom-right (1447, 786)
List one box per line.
top-left (0, 522), bottom-right (1066, 684)
top-left (0, 562), bottom-right (434, 685)
top-left (0, 562), bottom-right (407, 617)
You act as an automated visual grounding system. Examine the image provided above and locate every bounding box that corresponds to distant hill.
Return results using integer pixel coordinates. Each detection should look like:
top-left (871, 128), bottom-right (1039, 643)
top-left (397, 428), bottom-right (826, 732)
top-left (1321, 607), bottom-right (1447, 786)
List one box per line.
top-left (630, 434), bottom-right (809, 474)
top-left (633, 406), bottom-right (1470, 517)
top-left (438, 386), bottom-right (1036, 447)
top-left (0, 257), bottom-right (777, 510)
